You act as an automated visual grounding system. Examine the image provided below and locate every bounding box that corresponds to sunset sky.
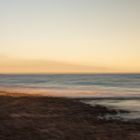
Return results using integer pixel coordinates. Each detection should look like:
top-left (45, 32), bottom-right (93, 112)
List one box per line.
top-left (0, 0), bottom-right (140, 73)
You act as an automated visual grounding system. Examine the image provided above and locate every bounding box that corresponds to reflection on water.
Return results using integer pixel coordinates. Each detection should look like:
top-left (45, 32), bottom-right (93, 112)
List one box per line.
top-left (0, 74), bottom-right (140, 97)
top-left (0, 74), bottom-right (140, 120)
top-left (83, 99), bottom-right (140, 120)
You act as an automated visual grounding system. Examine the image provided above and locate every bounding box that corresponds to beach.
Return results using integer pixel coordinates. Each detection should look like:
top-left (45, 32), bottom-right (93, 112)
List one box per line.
top-left (1, 0), bottom-right (140, 139)
top-left (0, 92), bottom-right (139, 140)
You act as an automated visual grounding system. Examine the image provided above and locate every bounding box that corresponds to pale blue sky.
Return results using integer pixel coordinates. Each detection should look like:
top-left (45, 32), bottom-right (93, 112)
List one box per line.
top-left (0, 0), bottom-right (140, 73)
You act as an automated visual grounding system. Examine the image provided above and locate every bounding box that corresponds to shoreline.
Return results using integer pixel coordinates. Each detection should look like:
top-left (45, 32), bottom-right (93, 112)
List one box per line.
top-left (0, 86), bottom-right (140, 99)
top-left (0, 92), bottom-right (139, 139)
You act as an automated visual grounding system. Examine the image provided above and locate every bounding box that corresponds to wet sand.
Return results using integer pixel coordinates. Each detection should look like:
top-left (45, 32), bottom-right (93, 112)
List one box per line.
top-left (0, 93), bottom-right (139, 140)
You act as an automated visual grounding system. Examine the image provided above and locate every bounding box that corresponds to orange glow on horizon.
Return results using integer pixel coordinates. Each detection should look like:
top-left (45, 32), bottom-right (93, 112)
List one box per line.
top-left (0, 0), bottom-right (140, 73)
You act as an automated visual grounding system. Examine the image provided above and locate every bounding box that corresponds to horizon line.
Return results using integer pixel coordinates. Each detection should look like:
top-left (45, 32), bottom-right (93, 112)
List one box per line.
top-left (0, 72), bottom-right (140, 75)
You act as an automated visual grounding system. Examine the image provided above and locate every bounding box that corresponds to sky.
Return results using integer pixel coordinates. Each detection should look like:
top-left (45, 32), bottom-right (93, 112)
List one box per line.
top-left (0, 0), bottom-right (140, 73)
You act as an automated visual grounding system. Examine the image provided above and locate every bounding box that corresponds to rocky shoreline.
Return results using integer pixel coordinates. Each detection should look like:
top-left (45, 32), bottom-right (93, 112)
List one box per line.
top-left (0, 95), bottom-right (139, 140)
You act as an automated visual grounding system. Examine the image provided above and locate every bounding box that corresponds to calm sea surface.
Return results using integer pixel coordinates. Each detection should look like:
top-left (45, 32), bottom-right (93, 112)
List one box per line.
top-left (0, 74), bottom-right (139, 97)
top-left (0, 74), bottom-right (140, 120)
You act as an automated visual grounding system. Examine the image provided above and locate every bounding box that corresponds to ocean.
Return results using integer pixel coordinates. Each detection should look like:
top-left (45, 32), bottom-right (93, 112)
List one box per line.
top-left (0, 74), bottom-right (140, 120)
top-left (0, 74), bottom-right (140, 97)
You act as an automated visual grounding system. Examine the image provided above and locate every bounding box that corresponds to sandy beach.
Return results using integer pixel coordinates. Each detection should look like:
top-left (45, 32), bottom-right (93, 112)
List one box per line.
top-left (0, 92), bottom-right (139, 140)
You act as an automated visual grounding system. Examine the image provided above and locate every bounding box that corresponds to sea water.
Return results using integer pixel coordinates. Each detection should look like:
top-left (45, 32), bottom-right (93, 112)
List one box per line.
top-left (0, 74), bottom-right (140, 120)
